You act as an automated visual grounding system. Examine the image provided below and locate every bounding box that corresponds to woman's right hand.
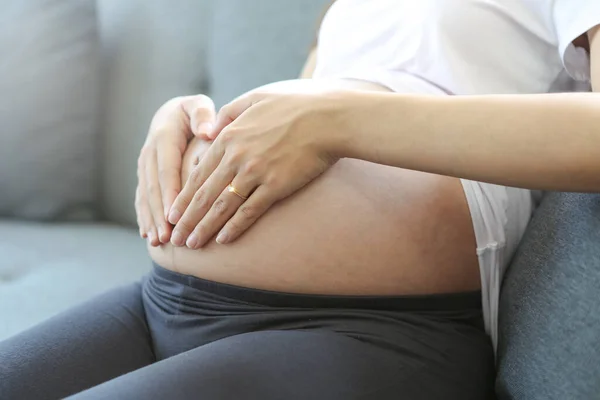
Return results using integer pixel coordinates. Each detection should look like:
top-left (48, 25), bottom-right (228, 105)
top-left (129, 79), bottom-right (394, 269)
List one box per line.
top-left (136, 94), bottom-right (216, 246)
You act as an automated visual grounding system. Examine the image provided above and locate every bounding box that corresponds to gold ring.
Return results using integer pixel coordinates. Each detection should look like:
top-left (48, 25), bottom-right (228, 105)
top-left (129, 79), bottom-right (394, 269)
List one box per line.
top-left (227, 184), bottom-right (248, 200)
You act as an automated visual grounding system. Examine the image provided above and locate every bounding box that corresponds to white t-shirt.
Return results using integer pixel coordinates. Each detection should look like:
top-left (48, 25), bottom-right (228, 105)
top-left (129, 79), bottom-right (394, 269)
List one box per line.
top-left (312, 0), bottom-right (600, 350)
top-left (316, 0), bottom-right (599, 93)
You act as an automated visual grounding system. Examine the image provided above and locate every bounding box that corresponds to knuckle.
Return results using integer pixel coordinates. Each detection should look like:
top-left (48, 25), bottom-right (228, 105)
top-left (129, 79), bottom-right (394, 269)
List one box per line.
top-left (172, 199), bottom-right (186, 213)
top-left (194, 224), bottom-right (209, 240)
top-left (239, 205), bottom-right (260, 221)
top-left (226, 147), bottom-right (244, 164)
top-left (227, 152), bottom-right (240, 165)
top-left (158, 170), bottom-right (169, 182)
top-left (158, 166), bottom-right (176, 182)
top-left (220, 129), bottom-right (235, 144)
top-left (242, 159), bottom-right (261, 175)
top-left (138, 147), bottom-right (151, 165)
top-left (146, 181), bottom-right (159, 196)
top-left (175, 191), bottom-right (192, 208)
top-left (226, 220), bottom-right (242, 235)
top-left (192, 189), bottom-right (205, 203)
top-left (176, 219), bottom-right (194, 234)
top-left (265, 174), bottom-right (281, 188)
top-left (192, 189), bottom-right (209, 210)
top-left (213, 198), bottom-right (228, 216)
top-left (188, 168), bottom-right (203, 186)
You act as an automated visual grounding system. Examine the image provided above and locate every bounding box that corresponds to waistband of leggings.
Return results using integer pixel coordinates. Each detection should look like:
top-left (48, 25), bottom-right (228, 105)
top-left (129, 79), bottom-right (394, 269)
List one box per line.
top-left (151, 263), bottom-right (482, 312)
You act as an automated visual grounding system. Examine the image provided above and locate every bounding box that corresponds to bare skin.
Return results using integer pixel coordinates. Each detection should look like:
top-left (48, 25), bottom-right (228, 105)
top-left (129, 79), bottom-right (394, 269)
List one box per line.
top-left (149, 79), bottom-right (480, 296)
top-left (141, 19), bottom-right (600, 298)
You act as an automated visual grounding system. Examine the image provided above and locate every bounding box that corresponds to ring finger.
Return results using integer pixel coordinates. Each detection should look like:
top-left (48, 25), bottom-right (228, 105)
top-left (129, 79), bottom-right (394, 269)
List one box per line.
top-left (185, 177), bottom-right (255, 249)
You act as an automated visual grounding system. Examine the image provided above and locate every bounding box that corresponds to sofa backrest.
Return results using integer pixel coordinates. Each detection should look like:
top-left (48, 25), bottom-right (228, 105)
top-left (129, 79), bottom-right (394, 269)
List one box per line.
top-left (0, 0), bottom-right (100, 221)
top-left (97, 0), bottom-right (211, 225)
top-left (99, 0), bottom-right (330, 226)
top-left (207, 0), bottom-right (328, 108)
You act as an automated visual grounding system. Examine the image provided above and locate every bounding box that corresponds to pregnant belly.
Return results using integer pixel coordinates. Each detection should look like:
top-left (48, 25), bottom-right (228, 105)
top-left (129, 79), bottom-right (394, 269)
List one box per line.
top-left (149, 139), bottom-right (480, 296)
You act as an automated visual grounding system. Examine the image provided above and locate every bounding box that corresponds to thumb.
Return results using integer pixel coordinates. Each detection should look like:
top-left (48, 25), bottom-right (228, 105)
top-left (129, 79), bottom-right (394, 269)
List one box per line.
top-left (181, 95), bottom-right (216, 140)
top-left (210, 91), bottom-right (261, 140)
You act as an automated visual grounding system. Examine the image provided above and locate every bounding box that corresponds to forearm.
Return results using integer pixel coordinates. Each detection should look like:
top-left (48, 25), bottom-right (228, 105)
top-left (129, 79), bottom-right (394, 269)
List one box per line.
top-left (337, 92), bottom-right (600, 191)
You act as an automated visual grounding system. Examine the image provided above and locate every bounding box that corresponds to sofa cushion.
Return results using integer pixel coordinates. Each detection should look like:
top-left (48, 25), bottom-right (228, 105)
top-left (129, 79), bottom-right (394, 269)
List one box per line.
top-left (0, 0), bottom-right (99, 220)
top-left (209, 0), bottom-right (331, 107)
top-left (97, 0), bottom-right (212, 226)
top-left (496, 192), bottom-right (600, 399)
top-left (0, 222), bottom-right (151, 341)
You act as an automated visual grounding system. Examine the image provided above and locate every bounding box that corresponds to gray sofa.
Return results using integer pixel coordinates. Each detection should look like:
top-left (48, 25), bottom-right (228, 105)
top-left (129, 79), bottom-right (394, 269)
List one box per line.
top-left (0, 0), bottom-right (329, 340)
top-left (1, 1), bottom-right (598, 399)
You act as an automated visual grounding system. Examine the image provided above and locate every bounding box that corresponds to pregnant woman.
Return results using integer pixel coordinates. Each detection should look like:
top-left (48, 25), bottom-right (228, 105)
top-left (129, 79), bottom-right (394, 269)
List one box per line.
top-left (2, 0), bottom-right (600, 399)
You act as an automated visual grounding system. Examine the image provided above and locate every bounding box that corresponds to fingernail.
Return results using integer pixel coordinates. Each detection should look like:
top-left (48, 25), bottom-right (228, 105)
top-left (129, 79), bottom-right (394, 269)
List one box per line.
top-left (198, 122), bottom-right (213, 136)
top-left (216, 231), bottom-right (229, 244)
top-left (171, 231), bottom-right (184, 246)
top-left (168, 209), bottom-right (181, 225)
top-left (186, 233), bottom-right (199, 249)
top-left (147, 231), bottom-right (155, 244)
top-left (158, 227), bottom-right (167, 243)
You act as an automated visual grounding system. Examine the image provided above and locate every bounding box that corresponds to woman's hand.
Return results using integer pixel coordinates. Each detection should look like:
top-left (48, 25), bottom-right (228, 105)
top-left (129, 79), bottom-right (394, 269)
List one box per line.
top-left (135, 94), bottom-right (216, 246)
top-left (167, 87), bottom-right (345, 248)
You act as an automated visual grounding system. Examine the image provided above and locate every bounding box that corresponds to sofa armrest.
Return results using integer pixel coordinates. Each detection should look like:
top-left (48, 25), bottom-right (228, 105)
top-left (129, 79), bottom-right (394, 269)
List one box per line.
top-left (497, 192), bottom-right (600, 399)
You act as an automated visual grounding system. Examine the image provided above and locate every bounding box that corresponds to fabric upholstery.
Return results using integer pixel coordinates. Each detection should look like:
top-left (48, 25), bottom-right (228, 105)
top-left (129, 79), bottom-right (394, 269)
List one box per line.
top-left (0, 222), bottom-right (150, 341)
top-left (0, 0), bottom-right (99, 220)
top-left (496, 192), bottom-right (600, 399)
top-left (208, 0), bottom-right (331, 108)
top-left (97, 0), bottom-right (212, 226)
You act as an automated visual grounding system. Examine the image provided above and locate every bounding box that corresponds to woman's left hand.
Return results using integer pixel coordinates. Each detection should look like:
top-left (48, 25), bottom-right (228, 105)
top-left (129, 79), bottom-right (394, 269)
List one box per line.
top-left (167, 85), bottom-right (344, 248)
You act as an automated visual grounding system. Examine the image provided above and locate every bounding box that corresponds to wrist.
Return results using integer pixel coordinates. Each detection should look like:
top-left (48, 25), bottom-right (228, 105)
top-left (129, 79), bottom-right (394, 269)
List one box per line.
top-left (312, 90), bottom-right (364, 160)
top-left (323, 91), bottom-right (428, 167)
top-left (322, 91), bottom-right (396, 162)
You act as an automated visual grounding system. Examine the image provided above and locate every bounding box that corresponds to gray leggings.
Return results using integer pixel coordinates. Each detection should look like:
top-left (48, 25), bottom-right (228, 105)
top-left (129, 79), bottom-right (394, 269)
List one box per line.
top-left (0, 264), bottom-right (494, 400)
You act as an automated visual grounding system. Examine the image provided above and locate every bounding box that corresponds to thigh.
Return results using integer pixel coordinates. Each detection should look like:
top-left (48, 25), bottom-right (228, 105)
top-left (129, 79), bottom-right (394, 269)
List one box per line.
top-left (0, 282), bottom-right (154, 400)
top-left (68, 329), bottom-right (492, 400)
